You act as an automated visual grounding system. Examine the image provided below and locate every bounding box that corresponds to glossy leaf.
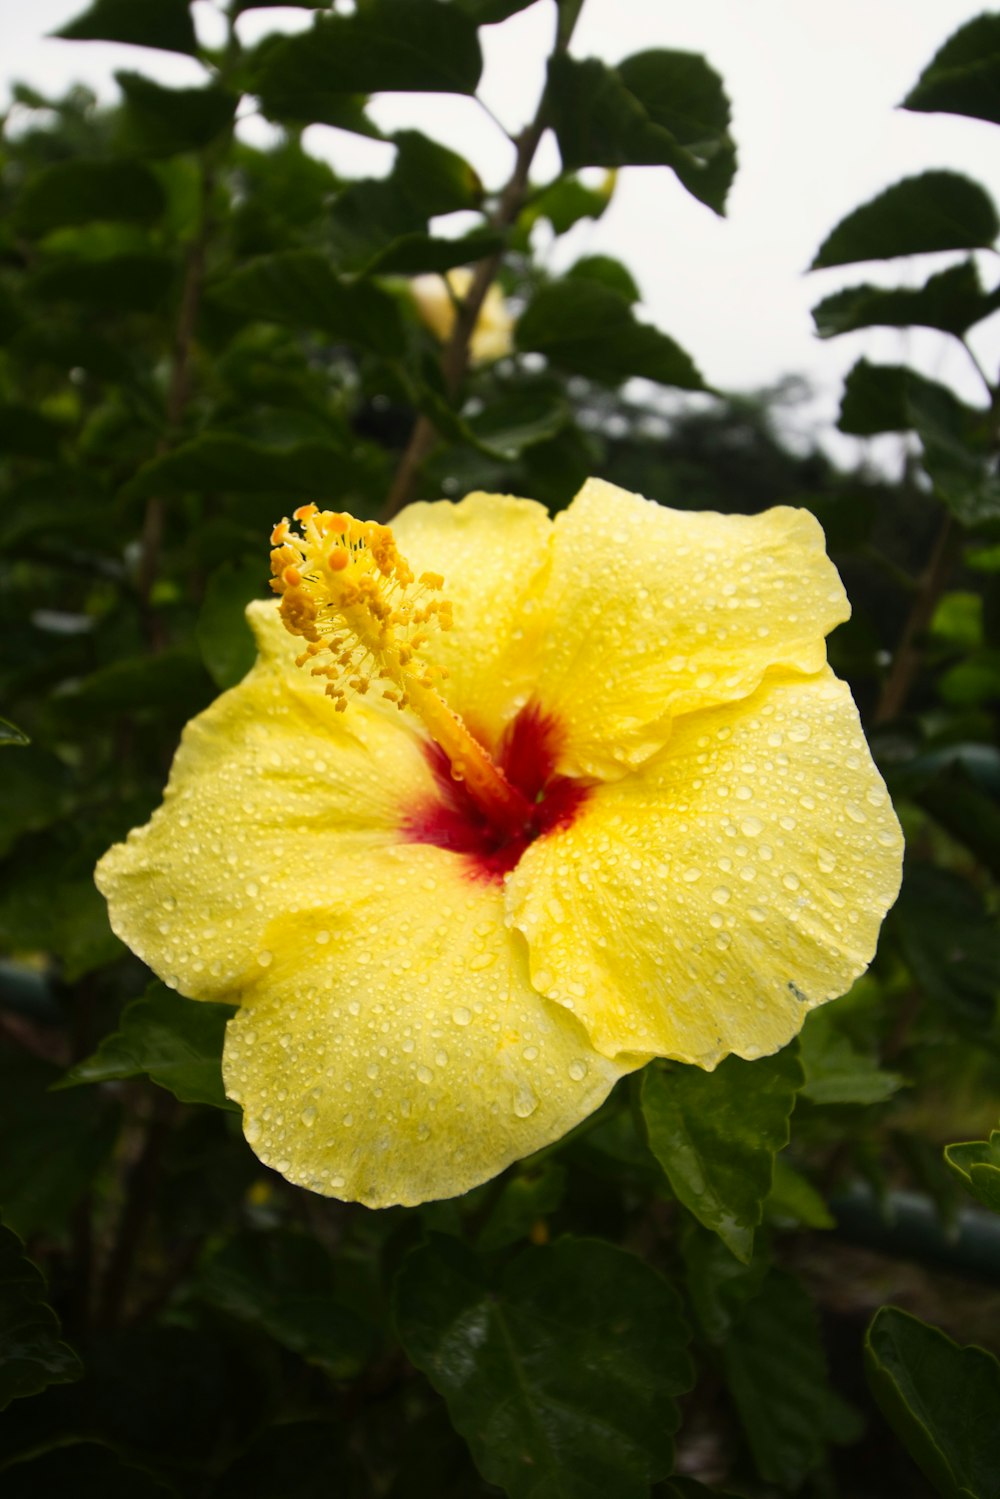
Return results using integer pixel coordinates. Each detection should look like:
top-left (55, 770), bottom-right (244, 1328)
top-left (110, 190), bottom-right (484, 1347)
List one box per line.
top-left (196, 1229), bottom-right (377, 1379)
top-left (866, 1306), bottom-right (1000, 1499)
top-left (945, 1126), bottom-right (1000, 1214)
top-left (215, 251), bottom-right (406, 354)
top-left (799, 1005), bottom-right (904, 1106)
top-left (642, 1045), bottom-right (803, 1261)
top-left (0, 717), bottom-right (29, 748)
top-left (395, 1234), bottom-right (693, 1499)
top-left (54, 0), bottom-right (198, 55)
top-left (58, 981), bottom-right (237, 1110)
top-left (15, 159), bottom-right (166, 235)
top-left (812, 171), bottom-right (999, 267)
top-left (725, 1271), bottom-right (860, 1488)
top-left (903, 14), bottom-right (1000, 127)
top-left (813, 260), bottom-right (1000, 339)
top-left (0, 1222), bottom-right (82, 1411)
top-left (517, 279), bottom-right (705, 389)
top-left (197, 560), bottom-right (265, 689)
top-left (116, 72), bottom-right (238, 157)
top-left (547, 52), bottom-right (735, 214)
top-left (256, 0), bottom-right (482, 98)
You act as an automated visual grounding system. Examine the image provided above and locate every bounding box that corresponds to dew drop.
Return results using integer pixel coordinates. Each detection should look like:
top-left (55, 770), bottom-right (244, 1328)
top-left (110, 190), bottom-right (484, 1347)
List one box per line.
top-left (740, 816), bottom-right (763, 837)
top-left (434, 1049), bottom-right (449, 1068)
top-left (300, 1105), bottom-right (317, 1128)
top-left (845, 802), bottom-right (867, 824)
top-left (315, 929), bottom-right (330, 945)
top-left (782, 872), bottom-right (801, 891)
top-left (416, 1065), bottom-right (433, 1084)
top-left (521, 1045), bottom-right (539, 1061)
top-left (711, 885), bottom-right (732, 905)
top-left (256, 949), bottom-right (273, 968)
top-left (683, 867), bottom-right (703, 883)
top-left (513, 1083), bottom-right (539, 1119)
top-left (452, 1006), bottom-right (472, 1027)
top-left (568, 1059), bottom-right (588, 1082)
top-left (245, 1117), bottom-right (261, 1143)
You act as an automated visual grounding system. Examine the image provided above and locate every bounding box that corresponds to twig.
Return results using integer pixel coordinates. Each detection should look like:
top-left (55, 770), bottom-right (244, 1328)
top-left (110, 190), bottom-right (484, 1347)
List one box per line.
top-left (873, 512), bottom-right (960, 725)
top-left (379, 1), bottom-right (581, 520)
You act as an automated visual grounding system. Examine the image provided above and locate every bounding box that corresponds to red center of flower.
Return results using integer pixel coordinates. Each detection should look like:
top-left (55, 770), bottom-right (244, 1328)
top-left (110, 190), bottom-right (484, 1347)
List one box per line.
top-left (404, 703), bottom-right (590, 880)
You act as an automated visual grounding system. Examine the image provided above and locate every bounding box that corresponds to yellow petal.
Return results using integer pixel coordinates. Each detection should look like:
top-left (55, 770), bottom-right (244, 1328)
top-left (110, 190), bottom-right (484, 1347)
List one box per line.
top-left (391, 492), bottom-right (553, 747)
top-left (95, 600), bottom-right (437, 1002)
top-left (532, 479), bottom-right (850, 779)
top-left (223, 842), bottom-right (634, 1207)
top-left (507, 669), bottom-right (903, 1067)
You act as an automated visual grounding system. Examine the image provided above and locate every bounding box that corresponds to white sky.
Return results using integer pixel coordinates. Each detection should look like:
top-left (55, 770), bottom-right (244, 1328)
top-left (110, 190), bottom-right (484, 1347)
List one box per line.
top-left (4, 0), bottom-right (999, 468)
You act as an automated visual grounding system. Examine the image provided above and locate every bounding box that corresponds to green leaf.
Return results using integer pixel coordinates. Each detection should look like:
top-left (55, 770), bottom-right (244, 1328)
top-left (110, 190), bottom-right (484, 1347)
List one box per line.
top-left (517, 279), bottom-right (706, 389)
top-left (812, 171), bottom-right (999, 267)
top-left (197, 560), bottom-right (265, 689)
top-left (475, 1161), bottom-right (567, 1251)
top-left (0, 718), bottom-right (29, 748)
top-left (51, 648), bottom-right (214, 719)
top-left (392, 129), bottom-right (484, 215)
top-left (838, 359), bottom-right (1000, 527)
top-left (30, 253), bottom-right (176, 313)
top-left (944, 1126), bottom-right (1000, 1214)
top-left (452, 0), bottom-right (539, 20)
top-left (0, 405), bottom-right (64, 459)
top-left (0, 748), bottom-right (69, 856)
top-left (196, 1229), bottom-right (376, 1379)
top-left (59, 981), bottom-right (237, 1110)
top-left (641, 1045), bottom-right (803, 1262)
top-left (466, 388), bottom-right (571, 459)
top-left (866, 1306), bottom-right (1000, 1499)
top-left (679, 1222), bottom-right (769, 1345)
top-left (799, 1004), bottom-right (904, 1106)
top-left (903, 14), bottom-right (1000, 127)
top-left (15, 159), bottom-right (166, 235)
top-left (54, 0), bottom-right (198, 54)
top-left (366, 227), bottom-right (502, 277)
top-left (725, 1270), bottom-right (861, 1488)
top-left (122, 432), bottom-right (363, 502)
top-left (913, 761), bottom-right (1000, 879)
top-left (567, 254), bottom-right (641, 304)
top-left (765, 1156), bottom-right (836, 1229)
top-left (813, 260), bottom-right (1000, 339)
top-left (256, 0), bottom-right (482, 98)
top-left (116, 72), bottom-right (238, 157)
top-left (523, 173), bottom-right (615, 236)
top-left (0, 1221), bottom-right (82, 1412)
top-left (394, 1235), bottom-right (694, 1499)
top-left (546, 52), bottom-right (735, 214)
top-left (215, 251), bottom-right (406, 354)
top-left (893, 865), bottom-right (1000, 1029)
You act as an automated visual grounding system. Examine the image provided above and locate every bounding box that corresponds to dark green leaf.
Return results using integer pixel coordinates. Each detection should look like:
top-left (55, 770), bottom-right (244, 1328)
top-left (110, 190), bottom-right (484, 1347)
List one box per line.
top-left (466, 388), bottom-right (571, 458)
top-left (813, 260), bottom-right (1000, 339)
top-left (546, 52), bottom-right (735, 214)
top-left (799, 1005), bottom-right (904, 1106)
top-left (765, 1157), bottom-right (835, 1229)
top-left (394, 1235), bottom-right (693, 1499)
top-left (893, 865), bottom-right (1000, 1028)
top-left (866, 1306), bottom-right (1000, 1499)
top-left (196, 1229), bottom-right (376, 1378)
top-left (912, 760), bottom-right (1000, 880)
top-left (904, 14), bottom-right (1000, 127)
top-left (59, 982), bottom-right (237, 1111)
top-left (517, 279), bottom-right (706, 389)
top-left (197, 560), bottom-right (265, 689)
top-left (122, 432), bottom-right (361, 502)
top-left (944, 1126), bottom-right (1000, 1214)
top-left (0, 847), bottom-right (121, 986)
top-left (393, 129), bottom-right (484, 215)
top-left (51, 648), bottom-right (214, 719)
top-left (215, 251), bottom-right (406, 354)
top-left (0, 748), bottom-right (69, 856)
top-left (452, 0), bottom-right (539, 20)
top-left (0, 718), bottom-right (29, 748)
top-left (679, 1222), bottom-right (770, 1345)
top-left (475, 1161), bottom-right (567, 1251)
top-left (567, 254), bottom-right (641, 304)
top-left (30, 253), bottom-right (176, 313)
top-left (116, 72), bottom-right (238, 157)
top-left (725, 1271), bottom-right (861, 1488)
top-left (255, 84), bottom-right (383, 138)
top-left (641, 1045), bottom-right (803, 1261)
top-left (812, 171), bottom-right (999, 267)
top-left (54, 0), bottom-right (198, 55)
top-left (0, 1222), bottom-right (81, 1412)
top-left (366, 227), bottom-right (502, 277)
top-left (257, 0), bottom-right (482, 97)
top-left (15, 159), bottom-right (166, 235)
top-left (523, 174), bottom-right (615, 236)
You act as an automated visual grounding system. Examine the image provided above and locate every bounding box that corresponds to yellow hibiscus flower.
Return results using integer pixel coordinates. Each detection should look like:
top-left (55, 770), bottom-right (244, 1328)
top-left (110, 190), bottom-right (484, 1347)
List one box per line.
top-left (95, 479), bottom-right (903, 1208)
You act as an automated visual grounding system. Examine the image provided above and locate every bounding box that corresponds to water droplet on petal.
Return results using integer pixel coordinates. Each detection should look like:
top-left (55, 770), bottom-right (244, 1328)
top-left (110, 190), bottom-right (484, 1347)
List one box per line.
top-left (452, 1006), bottom-right (472, 1026)
top-left (568, 1059), bottom-right (588, 1082)
top-left (256, 949), bottom-right (273, 968)
top-left (300, 1105), bottom-right (317, 1127)
top-left (513, 1083), bottom-right (539, 1119)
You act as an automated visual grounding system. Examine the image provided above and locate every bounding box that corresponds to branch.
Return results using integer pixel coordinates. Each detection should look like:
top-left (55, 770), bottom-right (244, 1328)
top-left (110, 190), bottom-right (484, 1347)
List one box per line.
top-left (380, 1), bottom-right (581, 520)
top-left (873, 512), bottom-right (960, 725)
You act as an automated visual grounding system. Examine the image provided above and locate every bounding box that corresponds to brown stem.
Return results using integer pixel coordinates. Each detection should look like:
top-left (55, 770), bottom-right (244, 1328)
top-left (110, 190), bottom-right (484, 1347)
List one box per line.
top-left (136, 165), bottom-right (214, 629)
top-left (380, 2), bottom-right (580, 521)
top-left (873, 513), bottom-right (960, 725)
